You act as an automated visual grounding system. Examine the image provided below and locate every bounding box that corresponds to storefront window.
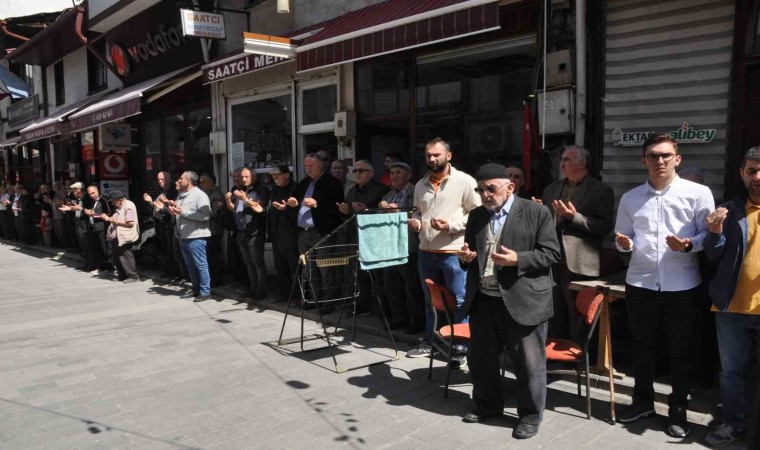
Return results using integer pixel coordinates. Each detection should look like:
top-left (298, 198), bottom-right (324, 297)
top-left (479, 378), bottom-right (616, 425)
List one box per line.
top-left (230, 94), bottom-right (293, 170)
top-left (415, 39), bottom-right (536, 173)
top-left (302, 85), bottom-right (336, 125)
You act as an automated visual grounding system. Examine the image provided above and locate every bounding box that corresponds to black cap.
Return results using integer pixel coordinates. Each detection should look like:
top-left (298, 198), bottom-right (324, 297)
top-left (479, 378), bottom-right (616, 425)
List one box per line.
top-left (475, 163), bottom-right (509, 181)
top-left (108, 190), bottom-right (125, 201)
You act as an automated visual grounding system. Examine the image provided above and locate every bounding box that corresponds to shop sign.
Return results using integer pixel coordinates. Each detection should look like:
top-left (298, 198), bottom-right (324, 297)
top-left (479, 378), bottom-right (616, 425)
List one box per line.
top-left (8, 95), bottom-right (39, 126)
top-left (81, 131), bottom-right (96, 162)
top-left (612, 122), bottom-right (717, 146)
top-left (100, 180), bottom-right (129, 199)
top-left (180, 9), bottom-right (225, 40)
top-left (202, 53), bottom-right (288, 84)
top-left (100, 153), bottom-right (129, 180)
top-left (21, 123), bottom-right (60, 142)
top-left (107, 24), bottom-right (190, 74)
top-left (99, 123), bottom-right (131, 152)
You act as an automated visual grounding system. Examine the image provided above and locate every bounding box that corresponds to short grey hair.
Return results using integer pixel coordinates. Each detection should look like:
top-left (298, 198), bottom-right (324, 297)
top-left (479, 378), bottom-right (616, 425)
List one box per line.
top-left (564, 145), bottom-right (591, 168)
top-left (354, 160), bottom-right (374, 172)
top-left (182, 171), bottom-right (199, 186)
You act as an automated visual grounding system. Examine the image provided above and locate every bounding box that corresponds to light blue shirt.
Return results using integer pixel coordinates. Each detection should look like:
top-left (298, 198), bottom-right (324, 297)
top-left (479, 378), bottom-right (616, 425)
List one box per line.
top-left (490, 194), bottom-right (515, 235)
top-left (297, 176), bottom-right (319, 228)
top-left (615, 176), bottom-right (714, 291)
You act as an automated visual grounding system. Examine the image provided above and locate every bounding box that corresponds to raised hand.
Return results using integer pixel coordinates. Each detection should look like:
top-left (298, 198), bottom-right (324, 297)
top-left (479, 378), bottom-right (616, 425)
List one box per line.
top-left (706, 207), bottom-right (728, 234)
top-left (490, 245), bottom-right (518, 266)
top-left (457, 242), bottom-right (477, 263)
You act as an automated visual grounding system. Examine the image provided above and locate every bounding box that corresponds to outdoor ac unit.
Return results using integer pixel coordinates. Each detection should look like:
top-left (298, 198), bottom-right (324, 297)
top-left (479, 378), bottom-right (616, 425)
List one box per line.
top-left (209, 130), bottom-right (226, 155)
top-left (334, 111), bottom-right (356, 138)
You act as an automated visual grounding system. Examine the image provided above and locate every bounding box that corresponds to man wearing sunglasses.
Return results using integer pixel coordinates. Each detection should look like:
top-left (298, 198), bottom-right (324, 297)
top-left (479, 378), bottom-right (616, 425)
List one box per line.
top-left (457, 163), bottom-right (560, 439)
top-left (615, 133), bottom-right (714, 438)
top-left (537, 146), bottom-right (614, 339)
top-left (407, 137), bottom-right (480, 362)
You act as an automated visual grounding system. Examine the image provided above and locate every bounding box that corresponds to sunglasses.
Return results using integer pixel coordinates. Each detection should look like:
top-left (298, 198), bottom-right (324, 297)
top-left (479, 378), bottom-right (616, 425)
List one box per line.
top-left (474, 182), bottom-right (509, 195)
top-left (352, 168), bottom-right (371, 174)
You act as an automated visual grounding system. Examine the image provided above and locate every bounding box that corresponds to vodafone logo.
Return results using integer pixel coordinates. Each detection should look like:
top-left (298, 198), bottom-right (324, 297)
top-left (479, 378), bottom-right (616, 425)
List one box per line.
top-left (109, 44), bottom-right (131, 77)
top-left (101, 154), bottom-right (128, 180)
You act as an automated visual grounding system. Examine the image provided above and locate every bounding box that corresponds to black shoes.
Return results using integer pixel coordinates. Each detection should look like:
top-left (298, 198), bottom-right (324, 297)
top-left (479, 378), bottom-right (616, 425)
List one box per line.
top-left (617, 401), bottom-right (656, 424)
top-left (513, 421), bottom-right (540, 439)
top-left (666, 405), bottom-right (691, 438)
top-left (193, 294), bottom-right (211, 302)
top-left (462, 410), bottom-right (502, 423)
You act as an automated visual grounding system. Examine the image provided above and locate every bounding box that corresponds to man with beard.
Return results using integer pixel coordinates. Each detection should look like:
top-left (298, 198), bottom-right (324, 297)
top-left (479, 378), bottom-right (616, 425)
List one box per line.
top-left (457, 163), bottom-right (560, 439)
top-left (143, 171), bottom-right (181, 278)
top-left (615, 134), bottom-right (714, 438)
top-left (702, 146), bottom-right (760, 447)
top-left (83, 185), bottom-right (113, 273)
top-left (226, 167), bottom-right (269, 300)
top-left (407, 137), bottom-right (480, 364)
top-left (268, 165), bottom-right (299, 302)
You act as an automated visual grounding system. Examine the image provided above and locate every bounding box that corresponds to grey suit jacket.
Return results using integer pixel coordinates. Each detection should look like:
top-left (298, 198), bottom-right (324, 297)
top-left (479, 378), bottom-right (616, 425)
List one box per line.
top-left (462, 197), bottom-right (561, 326)
top-left (541, 176), bottom-right (614, 277)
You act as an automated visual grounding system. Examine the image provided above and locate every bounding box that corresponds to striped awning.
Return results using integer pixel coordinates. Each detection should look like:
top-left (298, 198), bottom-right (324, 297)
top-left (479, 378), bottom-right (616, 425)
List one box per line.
top-left (296, 0), bottom-right (500, 72)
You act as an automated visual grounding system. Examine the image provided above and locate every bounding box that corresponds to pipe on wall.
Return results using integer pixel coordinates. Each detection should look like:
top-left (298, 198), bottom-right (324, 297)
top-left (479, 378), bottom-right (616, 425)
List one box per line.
top-left (574, 0), bottom-right (586, 147)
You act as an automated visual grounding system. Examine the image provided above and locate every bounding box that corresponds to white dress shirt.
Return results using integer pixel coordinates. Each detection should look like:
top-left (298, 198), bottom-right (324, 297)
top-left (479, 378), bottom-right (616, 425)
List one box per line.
top-left (615, 176), bottom-right (714, 292)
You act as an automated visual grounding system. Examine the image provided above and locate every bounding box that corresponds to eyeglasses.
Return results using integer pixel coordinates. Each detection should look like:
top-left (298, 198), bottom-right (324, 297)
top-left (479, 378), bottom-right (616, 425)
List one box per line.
top-left (352, 168), bottom-right (371, 174)
top-left (474, 182), bottom-right (509, 195)
top-left (644, 153), bottom-right (676, 162)
top-left (305, 153), bottom-right (329, 161)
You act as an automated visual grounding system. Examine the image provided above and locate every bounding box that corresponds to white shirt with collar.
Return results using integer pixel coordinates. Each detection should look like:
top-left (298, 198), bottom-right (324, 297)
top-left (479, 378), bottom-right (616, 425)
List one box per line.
top-left (615, 176), bottom-right (714, 292)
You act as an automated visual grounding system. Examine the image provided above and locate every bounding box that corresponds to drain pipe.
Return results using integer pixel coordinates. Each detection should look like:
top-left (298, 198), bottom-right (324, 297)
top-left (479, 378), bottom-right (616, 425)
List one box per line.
top-left (574, 0), bottom-right (586, 147)
top-left (75, 7), bottom-right (126, 83)
top-left (1, 21), bottom-right (30, 42)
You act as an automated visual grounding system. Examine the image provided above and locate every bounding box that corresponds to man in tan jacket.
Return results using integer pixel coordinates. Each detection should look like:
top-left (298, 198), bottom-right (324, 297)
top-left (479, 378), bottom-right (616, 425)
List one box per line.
top-left (102, 191), bottom-right (140, 283)
top-left (407, 137), bottom-right (480, 360)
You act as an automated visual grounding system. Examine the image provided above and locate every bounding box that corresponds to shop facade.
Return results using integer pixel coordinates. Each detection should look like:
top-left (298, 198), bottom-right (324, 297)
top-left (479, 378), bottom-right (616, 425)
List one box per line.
top-left (601, 0), bottom-right (736, 201)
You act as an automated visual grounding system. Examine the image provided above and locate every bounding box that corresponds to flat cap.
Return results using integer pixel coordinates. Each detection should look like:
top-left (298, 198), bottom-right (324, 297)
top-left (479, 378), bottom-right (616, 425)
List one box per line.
top-left (389, 162), bottom-right (412, 172)
top-left (269, 165), bottom-right (290, 174)
top-left (474, 163), bottom-right (509, 181)
top-left (69, 182), bottom-right (84, 190)
top-left (108, 190), bottom-right (125, 201)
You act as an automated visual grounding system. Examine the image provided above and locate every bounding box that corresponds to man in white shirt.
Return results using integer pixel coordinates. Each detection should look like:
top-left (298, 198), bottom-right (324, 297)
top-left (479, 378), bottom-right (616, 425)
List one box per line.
top-left (614, 134), bottom-right (714, 438)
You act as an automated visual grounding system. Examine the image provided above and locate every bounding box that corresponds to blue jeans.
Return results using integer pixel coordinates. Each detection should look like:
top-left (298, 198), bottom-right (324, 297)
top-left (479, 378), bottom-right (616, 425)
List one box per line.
top-left (418, 251), bottom-right (468, 343)
top-left (179, 238), bottom-right (210, 296)
top-left (716, 312), bottom-right (760, 432)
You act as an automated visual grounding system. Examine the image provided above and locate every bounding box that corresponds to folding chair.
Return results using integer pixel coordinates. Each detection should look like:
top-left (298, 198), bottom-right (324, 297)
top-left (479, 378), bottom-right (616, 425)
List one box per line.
top-left (424, 279), bottom-right (471, 398)
top-left (545, 286), bottom-right (612, 420)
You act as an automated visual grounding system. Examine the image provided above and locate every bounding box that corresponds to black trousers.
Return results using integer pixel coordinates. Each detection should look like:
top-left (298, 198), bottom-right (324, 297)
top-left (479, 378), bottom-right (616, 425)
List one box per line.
top-left (383, 252), bottom-right (425, 327)
top-left (625, 284), bottom-right (701, 407)
top-left (75, 221), bottom-right (92, 268)
top-left (172, 234), bottom-right (188, 279)
top-left (64, 215), bottom-right (78, 250)
top-left (112, 240), bottom-right (138, 279)
top-left (469, 292), bottom-right (547, 425)
top-left (0, 211), bottom-right (15, 239)
top-left (273, 243), bottom-right (299, 300)
top-left (207, 234), bottom-right (224, 287)
top-left (87, 228), bottom-right (109, 270)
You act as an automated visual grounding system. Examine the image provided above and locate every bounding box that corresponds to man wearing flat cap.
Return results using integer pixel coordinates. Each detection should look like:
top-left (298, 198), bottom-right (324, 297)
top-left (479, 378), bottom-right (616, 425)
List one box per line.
top-left (268, 165), bottom-right (299, 301)
top-left (458, 163), bottom-right (560, 439)
top-left (101, 191), bottom-right (140, 283)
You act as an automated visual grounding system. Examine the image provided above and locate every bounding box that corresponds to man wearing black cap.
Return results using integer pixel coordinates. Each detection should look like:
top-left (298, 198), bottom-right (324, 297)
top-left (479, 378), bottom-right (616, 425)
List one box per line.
top-left (268, 165), bottom-right (299, 301)
top-left (102, 191), bottom-right (140, 283)
top-left (458, 163), bottom-right (560, 439)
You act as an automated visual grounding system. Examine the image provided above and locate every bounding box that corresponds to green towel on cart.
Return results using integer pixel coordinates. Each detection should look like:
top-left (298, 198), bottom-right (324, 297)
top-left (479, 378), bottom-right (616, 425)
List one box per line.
top-left (357, 212), bottom-right (408, 270)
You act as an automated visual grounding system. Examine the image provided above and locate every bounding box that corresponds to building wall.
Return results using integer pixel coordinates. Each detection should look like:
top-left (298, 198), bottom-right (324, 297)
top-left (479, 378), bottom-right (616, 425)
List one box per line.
top-left (602, 0), bottom-right (735, 201)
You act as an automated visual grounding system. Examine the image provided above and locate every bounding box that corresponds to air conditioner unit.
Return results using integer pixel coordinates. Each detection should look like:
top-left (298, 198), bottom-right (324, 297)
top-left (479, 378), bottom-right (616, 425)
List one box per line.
top-left (468, 121), bottom-right (509, 155)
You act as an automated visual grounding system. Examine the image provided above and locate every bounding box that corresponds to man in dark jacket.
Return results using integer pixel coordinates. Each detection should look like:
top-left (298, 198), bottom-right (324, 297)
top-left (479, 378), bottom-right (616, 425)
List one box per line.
top-left (287, 153), bottom-right (344, 301)
top-left (226, 167), bottom-right (269, 300)
top-left (458, 163), bottom-right (560, 440)
top-left (702, 146), bottom-right (760, 448)
top-left (268, 165), bottom-right (299, 302)
top-left (143, 171), bottom-right (182, 278)
top-left (338, 160), bottom-right (389, 315)
top-left (84, 185), bottom-right (113, 272)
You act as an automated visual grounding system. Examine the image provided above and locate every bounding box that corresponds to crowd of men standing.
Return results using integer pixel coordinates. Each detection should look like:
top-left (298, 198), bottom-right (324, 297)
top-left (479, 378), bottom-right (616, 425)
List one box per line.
top-left (1, 134), bottom-right (758, 447)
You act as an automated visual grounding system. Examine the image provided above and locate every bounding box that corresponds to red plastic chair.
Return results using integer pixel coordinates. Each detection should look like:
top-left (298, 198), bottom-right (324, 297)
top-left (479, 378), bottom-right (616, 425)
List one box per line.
top-left (545, 286), bottom-right (609, 419)
top-left (424, 279), bottom-right (471, 398)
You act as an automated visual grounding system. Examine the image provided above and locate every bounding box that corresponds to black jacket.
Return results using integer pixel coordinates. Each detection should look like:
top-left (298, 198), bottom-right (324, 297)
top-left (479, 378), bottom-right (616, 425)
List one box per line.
top-left (293, 172), bottom-right (344, 235)
top-left (268, 179), bottom-right (298, 249)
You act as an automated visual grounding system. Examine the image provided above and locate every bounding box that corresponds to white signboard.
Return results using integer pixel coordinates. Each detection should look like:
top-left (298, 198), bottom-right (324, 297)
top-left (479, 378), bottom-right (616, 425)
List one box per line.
top-left (180, 9), bottom-right (226, 40)
top-left (231, 142), bottom-right (245, 170)
top-left (99, 123), bottom-right (131, 152)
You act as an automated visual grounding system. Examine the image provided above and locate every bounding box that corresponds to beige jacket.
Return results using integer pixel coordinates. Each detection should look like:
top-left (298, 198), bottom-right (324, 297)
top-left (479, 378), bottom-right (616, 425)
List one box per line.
top-left (412, 165), bottom-right (480, 252)
top-left (109, 199), bottom-right (140, 246)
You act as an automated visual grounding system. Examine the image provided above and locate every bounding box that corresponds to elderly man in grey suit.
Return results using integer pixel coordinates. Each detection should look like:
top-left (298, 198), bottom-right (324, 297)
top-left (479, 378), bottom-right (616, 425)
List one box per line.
top-left (458, 163), bottom-right (560, 439)
top-left (538, 145), bottom-right (614, 338)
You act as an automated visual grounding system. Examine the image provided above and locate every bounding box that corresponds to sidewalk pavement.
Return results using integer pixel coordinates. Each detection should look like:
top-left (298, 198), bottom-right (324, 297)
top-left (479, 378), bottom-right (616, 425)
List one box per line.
top-left (0, 241), bottom-right (743, 449)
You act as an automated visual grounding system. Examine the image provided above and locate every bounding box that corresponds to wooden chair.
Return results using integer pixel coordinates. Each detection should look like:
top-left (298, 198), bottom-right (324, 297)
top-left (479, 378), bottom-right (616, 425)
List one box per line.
top-left (424, 279), bottom-right (471, 398)
top-left (546, 286), bottom-right (613, 420)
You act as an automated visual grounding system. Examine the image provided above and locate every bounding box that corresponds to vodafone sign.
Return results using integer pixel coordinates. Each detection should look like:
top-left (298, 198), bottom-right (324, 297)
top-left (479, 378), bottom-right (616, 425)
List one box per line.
top-left (100, 154), bottom-right (129, 180)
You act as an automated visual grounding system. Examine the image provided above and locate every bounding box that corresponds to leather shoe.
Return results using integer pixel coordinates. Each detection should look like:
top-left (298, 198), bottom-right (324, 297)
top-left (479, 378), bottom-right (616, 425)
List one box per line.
top-left (462, 411), bottom-right (502, 423)
top-left (452, 344), bottom-right (467, 355)
top-left (512, 422), bottom-right (539, 439)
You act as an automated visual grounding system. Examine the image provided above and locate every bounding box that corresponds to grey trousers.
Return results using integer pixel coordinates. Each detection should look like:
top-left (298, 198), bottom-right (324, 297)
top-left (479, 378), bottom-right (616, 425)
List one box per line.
top-left (236, 232), bottom-right (267, 294)
top-left (468, 292), bottom-right (547, 425)
top-left (112, 240), bottom-right (138, 279)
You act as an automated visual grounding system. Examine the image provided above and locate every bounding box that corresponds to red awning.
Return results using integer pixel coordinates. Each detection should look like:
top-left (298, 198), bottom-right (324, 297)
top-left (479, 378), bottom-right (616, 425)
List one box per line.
top-left (296, 0), bottom-right (500, 72)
